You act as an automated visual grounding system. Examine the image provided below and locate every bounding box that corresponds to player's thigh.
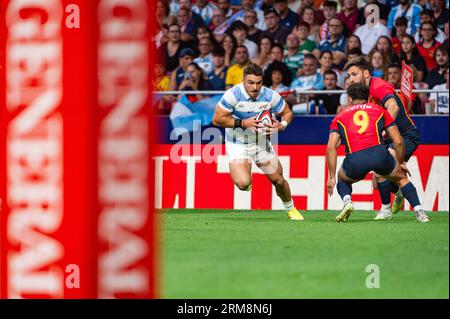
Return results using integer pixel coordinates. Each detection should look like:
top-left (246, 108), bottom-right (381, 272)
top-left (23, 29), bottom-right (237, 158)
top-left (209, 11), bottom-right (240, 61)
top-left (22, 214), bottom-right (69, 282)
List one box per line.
top-left (338, 165), bottom-right (359, 184)
top-left (226, 142), bottom-right (253, 184)
top-left (256, 156), bottom-right (283, 183)
top-left (229, 159), bottom-right (253, 185)
top-left (388, 128), bottom-right (420, 162)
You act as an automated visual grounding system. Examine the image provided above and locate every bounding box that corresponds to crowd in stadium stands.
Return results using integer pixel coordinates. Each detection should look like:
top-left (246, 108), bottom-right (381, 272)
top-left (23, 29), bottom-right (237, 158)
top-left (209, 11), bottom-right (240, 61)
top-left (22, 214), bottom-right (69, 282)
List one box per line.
top-left (153, 0), bottom-right (449, 115)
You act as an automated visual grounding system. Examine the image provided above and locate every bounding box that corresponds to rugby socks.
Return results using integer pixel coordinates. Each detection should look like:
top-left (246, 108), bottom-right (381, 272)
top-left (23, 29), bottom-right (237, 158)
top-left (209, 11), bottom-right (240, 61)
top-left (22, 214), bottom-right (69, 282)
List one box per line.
top-left (283, 200), bottom-right (295, 212)
top-left (400, 182), bottom-right (421, 209)
top-left (337, 180), bottom-right (352, 201)
top-left (377, 180), bottom-right (392, 205)
top-left (390, 181), bottom-right (399, 195)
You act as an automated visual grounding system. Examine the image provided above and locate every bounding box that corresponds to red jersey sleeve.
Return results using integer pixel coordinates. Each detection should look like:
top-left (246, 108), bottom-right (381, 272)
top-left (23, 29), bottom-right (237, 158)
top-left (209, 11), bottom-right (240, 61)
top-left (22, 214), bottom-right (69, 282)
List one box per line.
top-left (329, 117), bottom-right (339, 133)
top-left (370, 77), bottom-right (397, 106)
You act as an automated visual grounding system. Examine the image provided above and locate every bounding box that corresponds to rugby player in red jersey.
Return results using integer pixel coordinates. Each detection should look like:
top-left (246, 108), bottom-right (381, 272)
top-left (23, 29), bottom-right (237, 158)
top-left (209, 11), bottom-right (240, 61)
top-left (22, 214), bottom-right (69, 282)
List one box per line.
top-left (326, 83), bottom-right (429, 223)
top-left (344, 56), bottom-right (420, 220)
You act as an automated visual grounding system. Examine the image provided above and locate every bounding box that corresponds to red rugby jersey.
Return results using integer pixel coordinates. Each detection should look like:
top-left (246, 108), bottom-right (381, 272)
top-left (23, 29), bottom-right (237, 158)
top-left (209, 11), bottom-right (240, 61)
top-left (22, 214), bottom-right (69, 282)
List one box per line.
top-left (330, 103), bottom-right (396, 154)
top-left (368, 76), bottom-right (415, 133)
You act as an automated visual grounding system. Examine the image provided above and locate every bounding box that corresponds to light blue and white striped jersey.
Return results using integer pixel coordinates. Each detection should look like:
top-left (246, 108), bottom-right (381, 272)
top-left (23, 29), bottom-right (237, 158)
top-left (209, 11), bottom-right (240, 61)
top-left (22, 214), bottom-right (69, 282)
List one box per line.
top-left (387, 3), bottom-right (422, 35)
top-left (218, 83), bottom-right (285, 144)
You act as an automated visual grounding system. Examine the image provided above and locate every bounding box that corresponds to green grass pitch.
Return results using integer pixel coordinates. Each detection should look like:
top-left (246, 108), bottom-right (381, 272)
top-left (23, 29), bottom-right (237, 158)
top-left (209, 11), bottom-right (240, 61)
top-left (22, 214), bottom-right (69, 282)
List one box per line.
top-left (161, 210), bottom-right (448, 299)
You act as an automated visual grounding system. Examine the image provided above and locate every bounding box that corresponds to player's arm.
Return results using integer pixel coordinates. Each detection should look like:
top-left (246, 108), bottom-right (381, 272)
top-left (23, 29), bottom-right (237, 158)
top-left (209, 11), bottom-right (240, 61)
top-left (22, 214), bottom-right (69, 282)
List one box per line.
top-left (326, 131), bottom-right (341, 196)
top-left (267, 101), bottom-right (293, 134)
top-left (385, 124), bottom-right (410, 176)
top-left (384, 97), bottom-right (400, 120)
top-left (212, 105), bottom-right (261, 132)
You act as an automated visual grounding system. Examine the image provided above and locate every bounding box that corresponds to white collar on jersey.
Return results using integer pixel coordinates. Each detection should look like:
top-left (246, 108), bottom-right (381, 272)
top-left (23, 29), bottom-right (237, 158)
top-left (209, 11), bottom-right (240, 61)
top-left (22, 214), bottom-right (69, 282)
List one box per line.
top-left (239, 83), bottom-right (264, 101)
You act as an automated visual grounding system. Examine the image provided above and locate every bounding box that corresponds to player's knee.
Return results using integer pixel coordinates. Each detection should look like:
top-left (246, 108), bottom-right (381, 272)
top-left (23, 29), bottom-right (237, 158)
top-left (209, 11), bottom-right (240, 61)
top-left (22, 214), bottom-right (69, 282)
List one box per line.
top-left (235, 180), bottom-right (252, 191)
top-left (271, 176), bottom-right (286, 188)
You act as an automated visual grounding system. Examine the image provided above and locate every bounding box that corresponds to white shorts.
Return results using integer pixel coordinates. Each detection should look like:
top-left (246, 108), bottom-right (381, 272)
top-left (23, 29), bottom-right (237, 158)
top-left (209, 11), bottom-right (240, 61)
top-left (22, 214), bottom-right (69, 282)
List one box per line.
top-left (225, 139), bottom-right (276, 164)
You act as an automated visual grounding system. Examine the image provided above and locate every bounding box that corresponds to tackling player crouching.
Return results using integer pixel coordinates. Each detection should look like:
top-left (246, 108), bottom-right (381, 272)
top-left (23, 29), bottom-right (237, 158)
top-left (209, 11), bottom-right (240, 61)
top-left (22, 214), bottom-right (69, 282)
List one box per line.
top-left (326, 83), bottom-right (429, 223)
top-left (344, 56), bottom-right (421, 220)
top-left (212, 63), bottom-right (304, 221)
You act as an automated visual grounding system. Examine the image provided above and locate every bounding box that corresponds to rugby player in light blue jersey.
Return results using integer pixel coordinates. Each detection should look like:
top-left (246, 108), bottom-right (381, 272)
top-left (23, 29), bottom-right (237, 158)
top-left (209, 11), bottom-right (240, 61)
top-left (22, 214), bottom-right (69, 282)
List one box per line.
top-left (212, 63), bottom-right (304, 220)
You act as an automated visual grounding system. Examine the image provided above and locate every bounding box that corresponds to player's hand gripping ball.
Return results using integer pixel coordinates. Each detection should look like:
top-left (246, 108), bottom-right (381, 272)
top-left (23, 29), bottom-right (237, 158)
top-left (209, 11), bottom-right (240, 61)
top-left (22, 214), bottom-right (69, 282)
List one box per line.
top-left (255, 110), bottom-right (273, 134)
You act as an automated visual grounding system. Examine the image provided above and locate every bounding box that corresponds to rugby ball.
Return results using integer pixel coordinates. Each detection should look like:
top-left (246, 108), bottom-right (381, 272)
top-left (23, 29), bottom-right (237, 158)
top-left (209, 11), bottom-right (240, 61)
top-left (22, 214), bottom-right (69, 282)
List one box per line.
top-left (255, 110), bottom-right (273, 127)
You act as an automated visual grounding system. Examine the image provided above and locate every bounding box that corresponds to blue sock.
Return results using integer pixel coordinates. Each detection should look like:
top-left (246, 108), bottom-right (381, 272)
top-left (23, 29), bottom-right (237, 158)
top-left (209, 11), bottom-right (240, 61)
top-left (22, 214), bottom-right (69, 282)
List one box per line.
top-left (390, 182), bottom-right (399, 194)
top-left (377, 180), bottom-right (392, 205)
top-left (337, 180), bottom-right (352, 200)
top-left (400, 182), bottom-right (421, 207)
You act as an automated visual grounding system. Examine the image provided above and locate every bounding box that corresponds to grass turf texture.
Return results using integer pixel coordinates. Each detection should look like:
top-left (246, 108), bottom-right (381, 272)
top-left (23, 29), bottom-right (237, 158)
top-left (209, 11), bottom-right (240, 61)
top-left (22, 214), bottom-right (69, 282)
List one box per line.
top-left (161, 210), bottom-right (448, 299)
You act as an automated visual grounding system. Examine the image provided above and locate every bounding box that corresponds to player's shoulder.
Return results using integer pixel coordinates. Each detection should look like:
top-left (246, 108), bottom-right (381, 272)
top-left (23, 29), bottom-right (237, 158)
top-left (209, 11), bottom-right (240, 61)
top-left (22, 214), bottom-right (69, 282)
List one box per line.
top-left (370, 76), bottom-right (390, 87)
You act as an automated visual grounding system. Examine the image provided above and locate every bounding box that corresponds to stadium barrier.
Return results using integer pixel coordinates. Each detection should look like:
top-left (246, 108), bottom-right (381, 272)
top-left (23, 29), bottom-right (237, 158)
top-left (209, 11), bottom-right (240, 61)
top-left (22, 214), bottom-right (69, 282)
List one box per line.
top-left (153, 90), bottom-right (449, 212)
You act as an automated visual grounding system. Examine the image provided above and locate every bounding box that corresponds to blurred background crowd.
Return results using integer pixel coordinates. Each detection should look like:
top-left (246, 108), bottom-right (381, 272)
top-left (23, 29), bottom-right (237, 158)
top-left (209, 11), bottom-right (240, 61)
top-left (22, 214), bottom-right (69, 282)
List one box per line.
top-left (152, 0), bottom-right (449, 115)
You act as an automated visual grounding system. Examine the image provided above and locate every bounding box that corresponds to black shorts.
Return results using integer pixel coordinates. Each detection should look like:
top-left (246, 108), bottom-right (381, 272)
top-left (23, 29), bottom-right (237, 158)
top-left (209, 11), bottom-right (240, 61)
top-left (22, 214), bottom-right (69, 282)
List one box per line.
top-left (342, 145), bottom-right (396, 181)
top-left (385, 127), bottom-right (420, 162)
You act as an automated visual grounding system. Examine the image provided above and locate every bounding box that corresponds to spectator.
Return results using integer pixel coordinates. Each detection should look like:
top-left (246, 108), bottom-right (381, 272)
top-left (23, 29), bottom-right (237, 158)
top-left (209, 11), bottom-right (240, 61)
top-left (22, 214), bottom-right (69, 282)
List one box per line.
top-left (194, 37), bottom-right (215, 76)
top-left (368, 48), bottom-right (389, 79)
top-left (314, 70), bottom-right (342, 114)
top-left (169, 47), bottom-right (196, 91)
top-left (156, 0), bottom-right (170, 48)
top-left (261, 7), bottom-right (291, 45)
top-left (195, 25), bottom-right (220, 50)
top-left (216, 0), bottom-right (234, 18)
top-left (391, 16), bottom-right (408, 55)
top-left (426, 45), bottom-right (449, 88)
top-left (415, 9), bottom-right (447, 43)
top-left (356, 0), bottom-right (389, 27)
top-left (268, 68), bottom-right (291, 92)
top-left (238, 0), bottom-right (268, 31)
top-left (179, 0), bottom-right (205, 27)
top-left (417, 22), bottom-right (442, 70)
top-left (288, 0), bottom-right (302, 13)
top-left (153, 62), bottom-right (171, 114)
top-left (385, 61), bottom-right (426, 114)
top-left (319, 17), bottom-right (347, 67)
top-left (375, 36), bottom-right (401, 65)
top-left (252, 35), bottom-right (273, 69)
top-left (318, 50), bottom-right (344, 86)
top-left (400, 34), bottom-right (428, 81)
top-left (175, 63), bottom-right (214, 114)
top-left (229, 21), bottom-right (259, 59)
top-left (222, 33), bottom-right (238, 67)
top-left (209, 48), bottom-right (229, 90)
top-left (297, 0), bottom-right (325, 24)
top-left (210, 9), bottom-right (226, 34)
top-left (177, 7), bottom-right (204, 43)
top-left (299, 7), bottom-right (321, 42)
top-left (386, 62), bottom-right (402, 88)
top-left (345, 34), bottom-right (362, 55)
top-left (430, 66), bottom-right (449, 114)
top-left (337, 0), bottom-right (359, 34)
top-left (347, 47), bottom-right (363, 61)
top-left (319, 0), bottom-right (338, 43)
top-left (225, 45), bottom-right (250, 89)
top-left (153, 63), bottom-right (170, 92)
top-left (443, 22), bottom-right (449, 49)
top-left (387, 0), bottom-right (422, 36)
top-left (192, 0), bottom-right (218, 26)
top-left (430, 0), bottom-right (449, 31)
top-left (284, 33), bottom-right (304, 77)
top-left (274, 0), bottom-right (300, 32)
top-left (292, 21), bottom-right (318, 55)
top-left (354, 4), bottom-right (391, 55)
top-left (290, 54), bottom-right (324, 90)
top-left (243, 9), bottom-right (263, 44)
top-left (263, 44), bottom-right (293, 86)
top-left (163, 23), bottom-right (192, 73)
